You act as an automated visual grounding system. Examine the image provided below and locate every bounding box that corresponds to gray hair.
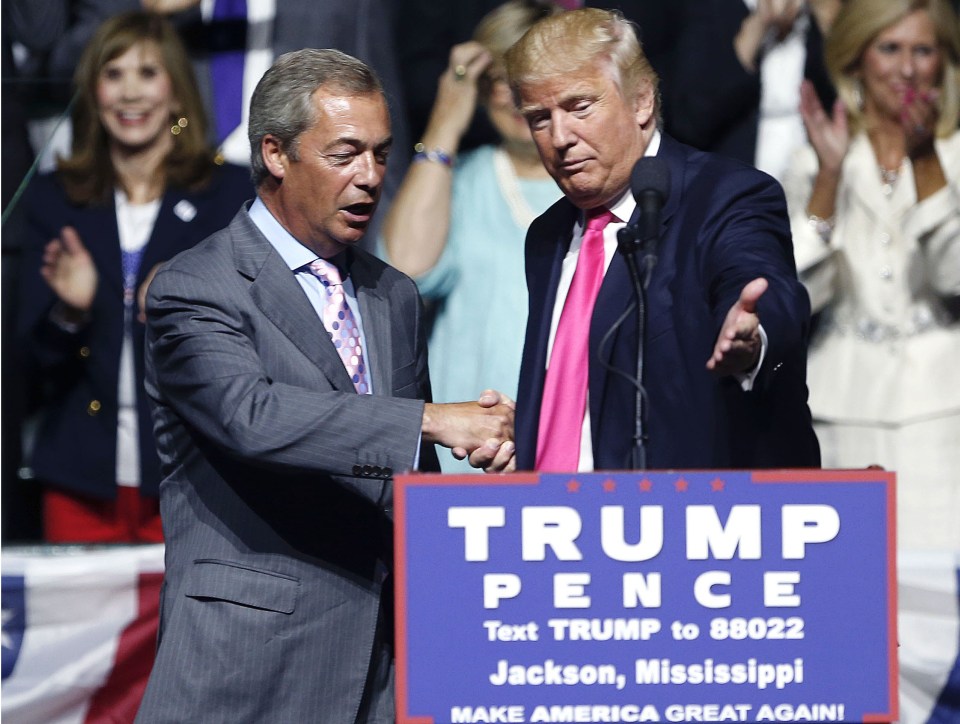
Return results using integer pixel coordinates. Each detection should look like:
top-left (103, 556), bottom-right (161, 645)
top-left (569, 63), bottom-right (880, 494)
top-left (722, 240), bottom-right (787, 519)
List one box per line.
top-left (248, 48), bottom-right (385, 186)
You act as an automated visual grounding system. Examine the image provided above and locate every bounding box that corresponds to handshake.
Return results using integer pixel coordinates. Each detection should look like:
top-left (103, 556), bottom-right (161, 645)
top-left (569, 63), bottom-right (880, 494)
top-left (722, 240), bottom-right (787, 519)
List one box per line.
top-left (422, 389), bottom-right (516, 473)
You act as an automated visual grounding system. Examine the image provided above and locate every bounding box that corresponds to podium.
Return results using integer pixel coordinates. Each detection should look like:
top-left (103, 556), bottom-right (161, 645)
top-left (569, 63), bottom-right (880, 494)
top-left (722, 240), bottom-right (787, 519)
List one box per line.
top-left (394, 470), bottom-right (897, 724)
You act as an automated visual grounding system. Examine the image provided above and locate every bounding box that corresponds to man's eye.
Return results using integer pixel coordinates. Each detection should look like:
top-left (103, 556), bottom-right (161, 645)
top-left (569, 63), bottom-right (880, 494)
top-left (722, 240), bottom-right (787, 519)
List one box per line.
top-left (527, 114), bottom-right (549, 130)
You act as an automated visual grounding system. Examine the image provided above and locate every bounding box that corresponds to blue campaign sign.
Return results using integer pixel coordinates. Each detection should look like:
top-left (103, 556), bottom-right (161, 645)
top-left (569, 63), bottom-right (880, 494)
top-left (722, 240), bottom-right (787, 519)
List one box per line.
top-left (394, 470), bottom-right (897, 724)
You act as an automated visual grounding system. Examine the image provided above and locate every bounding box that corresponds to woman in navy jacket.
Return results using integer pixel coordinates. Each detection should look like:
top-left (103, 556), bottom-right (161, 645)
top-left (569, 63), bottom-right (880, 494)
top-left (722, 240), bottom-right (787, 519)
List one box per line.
top-left (17, 12), bottom-right (251, 542)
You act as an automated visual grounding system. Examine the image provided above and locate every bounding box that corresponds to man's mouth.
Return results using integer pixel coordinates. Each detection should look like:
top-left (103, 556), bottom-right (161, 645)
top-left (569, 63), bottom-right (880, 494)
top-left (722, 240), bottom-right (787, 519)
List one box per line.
top-left (342, 203), bottom-right (375, 223)
top-left (560, 158), bottom-right (588, 173)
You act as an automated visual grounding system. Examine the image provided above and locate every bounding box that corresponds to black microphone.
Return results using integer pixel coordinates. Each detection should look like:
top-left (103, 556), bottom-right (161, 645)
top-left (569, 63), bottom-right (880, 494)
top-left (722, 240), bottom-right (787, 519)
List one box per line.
top-left (604, 156), bottom-right (671, 470)
top-left (630, 157), bottom-right (671, 246)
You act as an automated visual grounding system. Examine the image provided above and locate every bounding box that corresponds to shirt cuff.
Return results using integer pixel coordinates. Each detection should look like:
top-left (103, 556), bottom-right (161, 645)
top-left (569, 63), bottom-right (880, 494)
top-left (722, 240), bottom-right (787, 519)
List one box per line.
top-left (735, 324), bottom-right (767, 392)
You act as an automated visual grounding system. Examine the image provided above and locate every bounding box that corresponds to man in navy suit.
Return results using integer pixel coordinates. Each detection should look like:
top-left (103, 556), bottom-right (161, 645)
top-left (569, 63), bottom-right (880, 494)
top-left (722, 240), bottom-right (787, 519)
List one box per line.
top-left (505, 8), bottom-right (820, 472)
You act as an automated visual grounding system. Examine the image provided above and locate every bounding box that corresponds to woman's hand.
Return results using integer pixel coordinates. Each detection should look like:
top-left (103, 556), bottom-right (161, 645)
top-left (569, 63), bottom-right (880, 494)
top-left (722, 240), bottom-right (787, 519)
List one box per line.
top-left (901, 87), bottom-right (947, 201)
top-left (40, 226), bottom-right (99, 314)
top-left (137, 262), bottom-right (163, 324)
top-left (735, 0), bottom-right (803, 71)
top-left (423, 41), bottom-right (493, 150)
top-left (799, 79), bottom-right (850, 174)
top-left (901, 87), bottom-right (939, 159)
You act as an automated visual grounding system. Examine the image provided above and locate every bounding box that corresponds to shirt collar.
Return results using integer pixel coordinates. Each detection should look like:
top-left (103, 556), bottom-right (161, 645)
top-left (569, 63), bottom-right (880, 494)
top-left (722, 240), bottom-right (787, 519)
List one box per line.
top-left (248, 196), bottom-right (321, 271)
top-left (601, 129), bottom-right (662, 223)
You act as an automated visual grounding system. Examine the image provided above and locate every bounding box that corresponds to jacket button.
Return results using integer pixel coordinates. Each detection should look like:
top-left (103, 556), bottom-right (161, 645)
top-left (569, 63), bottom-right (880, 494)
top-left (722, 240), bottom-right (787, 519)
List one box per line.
top-left (363, 465), bottom-right (373, 476)
top-left (372, 465), bottom-right (383, 476)
top-left (87, 400), bottom-right (101, 415)
top-left (78, 346), bottom-right (91, 358)
top-left (383, 467), bottom-right (393, 477)
top-left (353, 465), bottom-right (362, 475)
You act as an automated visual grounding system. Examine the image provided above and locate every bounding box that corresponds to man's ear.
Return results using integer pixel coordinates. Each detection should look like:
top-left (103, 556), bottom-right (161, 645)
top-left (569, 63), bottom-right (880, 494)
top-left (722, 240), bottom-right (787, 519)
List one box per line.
top-left (633, 79), bottom-right (656, 127)
top-left (261, 134), bottom-right (287, 180)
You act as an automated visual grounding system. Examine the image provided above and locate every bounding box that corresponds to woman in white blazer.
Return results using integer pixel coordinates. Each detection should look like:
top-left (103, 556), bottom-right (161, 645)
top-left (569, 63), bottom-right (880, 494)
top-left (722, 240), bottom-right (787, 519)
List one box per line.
top-left (783, 0), bottom-right (960, 549)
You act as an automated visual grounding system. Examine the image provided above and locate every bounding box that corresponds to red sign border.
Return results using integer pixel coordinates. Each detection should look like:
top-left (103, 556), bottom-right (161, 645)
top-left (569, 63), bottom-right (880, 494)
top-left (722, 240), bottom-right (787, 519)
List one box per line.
top-left (394, 469), bottom-right (898, 724)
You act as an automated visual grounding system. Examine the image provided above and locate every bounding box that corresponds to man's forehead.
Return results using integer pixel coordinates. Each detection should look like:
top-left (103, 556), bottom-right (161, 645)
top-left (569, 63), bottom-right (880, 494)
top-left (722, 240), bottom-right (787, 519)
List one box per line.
top-left (309, 90), bottom-right (390, 139)
top-left (311, 87), bottom-right (386, 113)
top-left (518, 75), bottom-right (605, 110)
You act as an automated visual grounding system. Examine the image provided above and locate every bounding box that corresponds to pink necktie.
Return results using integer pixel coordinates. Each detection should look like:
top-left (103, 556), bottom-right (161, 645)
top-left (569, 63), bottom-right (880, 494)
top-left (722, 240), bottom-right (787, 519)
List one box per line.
top-left (308, 259), bottom-right (369, 394)
top-left (536, 208), bottom-right (615, 472)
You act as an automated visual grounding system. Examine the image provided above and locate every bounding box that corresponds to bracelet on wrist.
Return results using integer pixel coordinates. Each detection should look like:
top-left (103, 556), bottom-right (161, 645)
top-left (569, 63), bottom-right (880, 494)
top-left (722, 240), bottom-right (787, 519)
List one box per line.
top-left (807, 214), bottom-right (835, 243)
top-left (412, 142), bottom-right (454, 168)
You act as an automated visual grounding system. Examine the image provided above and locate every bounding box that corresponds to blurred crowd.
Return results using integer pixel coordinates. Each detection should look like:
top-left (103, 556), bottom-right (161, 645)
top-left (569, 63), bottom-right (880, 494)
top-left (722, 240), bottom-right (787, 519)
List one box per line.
top-left (2, 0), bottom-right (958, 549)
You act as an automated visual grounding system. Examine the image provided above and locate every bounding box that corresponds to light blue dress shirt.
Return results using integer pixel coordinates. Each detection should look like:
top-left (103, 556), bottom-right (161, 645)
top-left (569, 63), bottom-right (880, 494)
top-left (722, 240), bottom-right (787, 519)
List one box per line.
top-left (248, 197), bottom-right (373, 394)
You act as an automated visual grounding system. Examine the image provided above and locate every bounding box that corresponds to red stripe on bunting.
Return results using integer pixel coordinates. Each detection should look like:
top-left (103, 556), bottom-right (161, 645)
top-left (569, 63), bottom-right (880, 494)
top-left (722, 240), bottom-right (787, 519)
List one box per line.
top-left (84, 572), bottom-right (163, 723)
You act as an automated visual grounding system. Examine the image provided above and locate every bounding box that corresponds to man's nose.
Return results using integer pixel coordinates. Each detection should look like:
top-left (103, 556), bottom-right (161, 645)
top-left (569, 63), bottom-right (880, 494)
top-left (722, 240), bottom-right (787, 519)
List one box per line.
top-left (550, 112), bottom-right (575, 149)
top-left (354, 152), bottom-right (385, 190)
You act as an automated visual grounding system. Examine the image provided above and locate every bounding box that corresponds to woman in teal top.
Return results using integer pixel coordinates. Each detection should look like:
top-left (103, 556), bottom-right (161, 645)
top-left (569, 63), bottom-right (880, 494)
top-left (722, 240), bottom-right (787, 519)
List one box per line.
top-left (382, 0), bottom-right (561, 472)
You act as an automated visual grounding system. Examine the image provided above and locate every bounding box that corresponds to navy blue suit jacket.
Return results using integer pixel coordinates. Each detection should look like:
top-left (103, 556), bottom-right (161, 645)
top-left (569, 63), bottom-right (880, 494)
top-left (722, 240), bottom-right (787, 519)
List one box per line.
top-left (17, 164), bottom-right (253, 499)
top-left (515, 135), bottom-right (820, 471)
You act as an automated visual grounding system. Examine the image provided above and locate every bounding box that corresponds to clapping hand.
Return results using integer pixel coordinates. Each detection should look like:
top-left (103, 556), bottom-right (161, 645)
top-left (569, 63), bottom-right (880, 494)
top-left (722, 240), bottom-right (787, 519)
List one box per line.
top-left (900, 87), bottom-right (939, 157)
top-left (799, 79), bottom-right (850, 174)
top-left (41, 226), bottom-right (98, 316)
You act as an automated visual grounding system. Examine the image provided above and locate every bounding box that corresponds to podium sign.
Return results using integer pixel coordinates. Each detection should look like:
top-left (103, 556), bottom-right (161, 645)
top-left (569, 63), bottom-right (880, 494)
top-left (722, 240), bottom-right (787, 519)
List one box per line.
top-left (394, 470), bottom-right (897, 724)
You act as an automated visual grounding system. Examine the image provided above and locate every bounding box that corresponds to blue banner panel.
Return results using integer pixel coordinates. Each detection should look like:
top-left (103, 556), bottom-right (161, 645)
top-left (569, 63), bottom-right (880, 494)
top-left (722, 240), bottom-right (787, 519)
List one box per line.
top-left (395, 470), bottom-right (897, 724)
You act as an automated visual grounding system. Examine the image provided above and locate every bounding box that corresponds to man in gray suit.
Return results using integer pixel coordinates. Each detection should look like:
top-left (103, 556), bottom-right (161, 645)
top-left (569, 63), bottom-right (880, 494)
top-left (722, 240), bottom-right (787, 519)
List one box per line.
top-left (136, 49), bottom-right (514, 723)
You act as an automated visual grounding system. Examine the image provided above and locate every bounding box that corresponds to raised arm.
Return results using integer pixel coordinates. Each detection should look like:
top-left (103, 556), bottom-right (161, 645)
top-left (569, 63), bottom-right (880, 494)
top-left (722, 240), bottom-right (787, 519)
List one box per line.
top-left (381, 41), bottom-right (491, 277)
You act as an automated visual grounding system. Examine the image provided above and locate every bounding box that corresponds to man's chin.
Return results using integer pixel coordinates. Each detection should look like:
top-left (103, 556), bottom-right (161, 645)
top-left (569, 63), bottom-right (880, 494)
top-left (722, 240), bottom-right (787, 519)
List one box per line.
top-left (333, 224), bottom-right (369, 248)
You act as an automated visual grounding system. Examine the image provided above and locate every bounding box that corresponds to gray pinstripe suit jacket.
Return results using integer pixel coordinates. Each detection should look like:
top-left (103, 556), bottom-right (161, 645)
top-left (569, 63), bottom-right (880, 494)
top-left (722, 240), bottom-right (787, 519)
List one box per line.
top-left (136, 205), bottom-right (439, 723)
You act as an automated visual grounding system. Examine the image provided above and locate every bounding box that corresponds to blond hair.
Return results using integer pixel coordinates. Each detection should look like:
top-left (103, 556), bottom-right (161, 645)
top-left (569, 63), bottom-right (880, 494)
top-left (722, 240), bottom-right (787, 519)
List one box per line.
top-left (826, 0), bottom-right (960, 136)
top-left (473, 0), bottom-right (563, 102)
top-left (505, 7), bottom-right (660, 117)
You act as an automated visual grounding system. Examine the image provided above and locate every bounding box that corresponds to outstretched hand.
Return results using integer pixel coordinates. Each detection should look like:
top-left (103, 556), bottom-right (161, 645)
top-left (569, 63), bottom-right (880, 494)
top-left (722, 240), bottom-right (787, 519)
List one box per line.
top-left (40, 226), bottom-right (98, 314)
top-left (706, 278), bottom-right (767, 377)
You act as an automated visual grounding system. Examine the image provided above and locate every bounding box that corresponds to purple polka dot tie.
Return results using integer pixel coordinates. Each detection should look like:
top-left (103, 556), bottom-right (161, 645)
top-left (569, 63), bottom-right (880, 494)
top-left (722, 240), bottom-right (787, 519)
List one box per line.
top-left (309, 259), bottom-right (369, 394)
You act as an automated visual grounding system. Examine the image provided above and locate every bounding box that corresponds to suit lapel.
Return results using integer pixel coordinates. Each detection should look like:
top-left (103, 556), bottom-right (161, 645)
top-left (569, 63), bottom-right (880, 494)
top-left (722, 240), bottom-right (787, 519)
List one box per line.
top-left (517, 201), bottom-right (578, 467)
top-left (589, 135), bottom-right (686, 439)
top-left (350, 253), bottom-right (393, 396)
top-left (232, 211), bottom-right (356, 391)
top-left (141, 193), bottom-right (177, 282)
top-left (86, 198), bottom-right (124, 297)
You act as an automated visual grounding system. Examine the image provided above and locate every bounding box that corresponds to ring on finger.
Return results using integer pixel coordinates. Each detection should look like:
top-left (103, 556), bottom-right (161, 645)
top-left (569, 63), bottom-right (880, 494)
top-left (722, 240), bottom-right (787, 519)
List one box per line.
top-left (454, 64), bottom-right (467, 80)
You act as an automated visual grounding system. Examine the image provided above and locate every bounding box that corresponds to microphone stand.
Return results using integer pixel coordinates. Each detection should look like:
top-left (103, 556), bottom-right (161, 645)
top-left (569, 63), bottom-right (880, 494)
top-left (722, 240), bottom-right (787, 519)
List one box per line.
top-left (616, 223), bottom-right (652, 470)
